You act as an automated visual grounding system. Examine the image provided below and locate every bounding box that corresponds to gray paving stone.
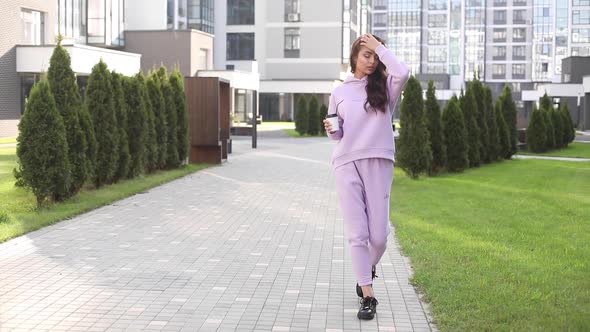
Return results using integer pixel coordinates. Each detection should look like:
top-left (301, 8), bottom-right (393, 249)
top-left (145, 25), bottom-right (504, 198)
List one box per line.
top-left (0, 137), bottom-right (436, 332)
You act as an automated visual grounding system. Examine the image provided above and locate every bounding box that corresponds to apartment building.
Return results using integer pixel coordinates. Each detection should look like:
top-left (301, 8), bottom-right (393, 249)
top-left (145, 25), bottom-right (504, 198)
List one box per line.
top-left (214, 0), bottom-right (372, 122)
top-left (0, 0), bottom-right (140, 138)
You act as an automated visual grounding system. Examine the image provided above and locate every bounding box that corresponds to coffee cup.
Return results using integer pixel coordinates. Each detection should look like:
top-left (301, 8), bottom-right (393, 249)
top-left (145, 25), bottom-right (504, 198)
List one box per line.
top-left (326, 114), bottom-right (340, 133)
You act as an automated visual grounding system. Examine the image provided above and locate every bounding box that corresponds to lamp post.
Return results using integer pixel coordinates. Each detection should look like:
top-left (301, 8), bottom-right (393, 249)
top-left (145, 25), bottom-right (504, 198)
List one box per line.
top-left (577, 92), bottom-right (582, 130)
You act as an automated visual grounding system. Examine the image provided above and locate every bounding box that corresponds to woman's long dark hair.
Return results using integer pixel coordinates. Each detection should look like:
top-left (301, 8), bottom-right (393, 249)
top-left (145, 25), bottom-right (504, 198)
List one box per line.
top-left (349, 34), bottom-right (388, 113)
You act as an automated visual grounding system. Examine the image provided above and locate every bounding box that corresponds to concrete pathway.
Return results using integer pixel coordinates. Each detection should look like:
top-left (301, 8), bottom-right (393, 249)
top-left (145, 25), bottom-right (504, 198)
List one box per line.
top-left (513, 154), bottom-right (590, 162)
top-left (0, 136), bottom-right (436, 332)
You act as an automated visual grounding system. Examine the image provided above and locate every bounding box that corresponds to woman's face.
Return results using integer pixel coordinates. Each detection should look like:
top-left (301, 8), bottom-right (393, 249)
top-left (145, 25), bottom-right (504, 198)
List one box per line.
top-left (354, 46), bottom-right (379, 76)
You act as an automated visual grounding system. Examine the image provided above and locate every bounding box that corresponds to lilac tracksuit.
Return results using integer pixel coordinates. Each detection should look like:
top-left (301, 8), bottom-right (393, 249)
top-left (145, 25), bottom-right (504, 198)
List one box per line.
top-left (327, 45), bottom-right (409, 286)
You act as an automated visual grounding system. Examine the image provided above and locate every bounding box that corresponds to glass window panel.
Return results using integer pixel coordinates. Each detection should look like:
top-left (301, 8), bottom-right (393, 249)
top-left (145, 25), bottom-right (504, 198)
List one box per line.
top-left (227, 33), bottom-right (254, 60)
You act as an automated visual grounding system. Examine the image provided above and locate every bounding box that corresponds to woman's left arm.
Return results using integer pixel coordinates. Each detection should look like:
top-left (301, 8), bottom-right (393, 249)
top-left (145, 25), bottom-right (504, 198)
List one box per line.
top-left (374, 44), bottom-right (410, 104)
top-left (361, 34), bottom-right (410, 104)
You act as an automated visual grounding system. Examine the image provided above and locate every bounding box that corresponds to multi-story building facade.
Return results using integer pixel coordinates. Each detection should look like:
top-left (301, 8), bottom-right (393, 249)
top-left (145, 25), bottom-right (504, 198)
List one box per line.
top-left (214, 0), bottom-right (372, 122)
top-left (124, 0), bottom-right (215, 76)
top-left (0, 0), bottom-right (140, 138)
top-left (375, 0), bottom-right (590, 108)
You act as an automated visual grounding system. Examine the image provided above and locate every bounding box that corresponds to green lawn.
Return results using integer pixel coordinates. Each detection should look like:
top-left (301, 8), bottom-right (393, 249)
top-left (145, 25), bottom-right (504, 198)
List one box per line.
top-left (391, 159), bottom-right (590, 331)
top-left (518, 142), bottom-right (590, 159)
top-left (0, 147), bottom-right (208, 243)
top-left (0, 137), bottom-right (17, 144)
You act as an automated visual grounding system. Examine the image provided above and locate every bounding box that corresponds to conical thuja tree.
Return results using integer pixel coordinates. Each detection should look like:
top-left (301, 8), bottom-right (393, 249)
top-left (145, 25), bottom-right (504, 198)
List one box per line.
top-left (500, 85), bottom-right (518, 158)
top-left (14, 80), bottom-right (71, 206)
top-left (158, 66), bottom-right (179, 168)
top-left (495, 99), bottom-right (511, 160)
top-left (111, 71), bottom-right (130, 181)
top-left (86, 60), bottom-right (118, 187)
top-left (308, 95), bottom-right (320, 136)
top-left (525, 105), bottom-right (547, 153)
top-left (139, 72), bottom-right (158, 172)
top-left (460, 86), bottom-right (481, 167)
top-left (551, 107), bottom-right (565, 148)
top-left (47, 37), bottom-right (87, 197)
top-left (79, 103), bottom-right (97, 183)
top-left (147, 71), bottom-right (168, 169)
top-left (560, 103), bottom-right (575, 144)
top-left (425, 80), bottom-right (446, 175)
top-left (471, 78), bottom-right (489, 163)
top-left (125, 73), bottom-right (149, 178)
top-left (484, 86), bottom-right (500, 162)
top-left (397, 76), bottom-right (431, 179)
top-left (170, 68), bottom-right (189, 164)
top-left (295, 96), bottom-right (309, 135)
top-left (442, 96), bottom-right (468, 173)
top-left (539, 93), bottom-right (556, 150)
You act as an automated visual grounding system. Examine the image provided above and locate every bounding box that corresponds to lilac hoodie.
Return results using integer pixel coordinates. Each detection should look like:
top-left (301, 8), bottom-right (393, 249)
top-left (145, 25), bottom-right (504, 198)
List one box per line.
top-left (327, 44), bottom-right (410, 168)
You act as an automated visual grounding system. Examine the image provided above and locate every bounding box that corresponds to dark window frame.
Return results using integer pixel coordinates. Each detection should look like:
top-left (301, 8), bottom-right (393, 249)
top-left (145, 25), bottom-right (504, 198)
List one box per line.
top-left (227, 33), bottom-right (255, 60)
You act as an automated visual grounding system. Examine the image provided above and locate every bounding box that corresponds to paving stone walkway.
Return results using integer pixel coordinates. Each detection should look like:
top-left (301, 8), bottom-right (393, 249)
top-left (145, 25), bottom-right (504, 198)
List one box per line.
top-left (0, 136), bottom-right (436, 332)
top-left (513, 154), bottom-right (590, 162)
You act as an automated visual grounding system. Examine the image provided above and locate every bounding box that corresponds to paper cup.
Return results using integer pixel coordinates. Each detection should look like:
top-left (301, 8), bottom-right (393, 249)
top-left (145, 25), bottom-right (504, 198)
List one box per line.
top-left (326, 114), bottom-right (340, 133)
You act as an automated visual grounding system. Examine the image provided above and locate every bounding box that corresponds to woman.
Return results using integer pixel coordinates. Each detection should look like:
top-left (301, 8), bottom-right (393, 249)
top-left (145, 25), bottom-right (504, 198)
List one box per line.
top-left (323, 34), bottom-right (409, 320)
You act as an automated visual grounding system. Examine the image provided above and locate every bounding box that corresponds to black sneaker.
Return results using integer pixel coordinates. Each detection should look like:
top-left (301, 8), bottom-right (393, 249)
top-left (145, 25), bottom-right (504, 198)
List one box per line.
top-left (357, 296), bottom-right (378, 320)
top-left (356, 266), bottom-right (378, 297)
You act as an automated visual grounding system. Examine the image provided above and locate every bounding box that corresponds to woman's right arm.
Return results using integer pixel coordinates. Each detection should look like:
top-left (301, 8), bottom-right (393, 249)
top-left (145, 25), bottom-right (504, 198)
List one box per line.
top-left (325, 94), bottom-right (343, 140)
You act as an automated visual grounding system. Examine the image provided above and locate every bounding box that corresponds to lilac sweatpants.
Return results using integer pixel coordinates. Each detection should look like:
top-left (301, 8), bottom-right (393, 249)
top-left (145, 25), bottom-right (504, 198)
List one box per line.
top-left (334, 158), bottom-right (394, 286)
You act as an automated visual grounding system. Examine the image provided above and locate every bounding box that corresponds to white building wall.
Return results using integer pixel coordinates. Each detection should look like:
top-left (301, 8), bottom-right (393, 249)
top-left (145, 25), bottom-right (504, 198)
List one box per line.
top-left (126, 0), bottom-right (167, 30)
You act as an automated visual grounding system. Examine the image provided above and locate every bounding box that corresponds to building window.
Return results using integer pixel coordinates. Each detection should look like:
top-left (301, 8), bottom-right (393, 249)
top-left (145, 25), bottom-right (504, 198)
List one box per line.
top-left (574, 0), bottom-right (590, 6)
top-left (573, 10), bottom-right (590, 25)
top-left (374, 0), bottom-right (387, 10)
top-left (168, 0), bottom-right (188, 29)
top-left (512, 64), bottom-right (525, 78)
top-left (188, 0), bottom-right (214, 34)
top-left (493, 46), bottom-right (506, 59)
top-left (556, 36), bottom-right (568, 47)
top-left (513, 9), bottom-right (526, 24)
top-left (536, 44), bottom-right (552, 56)
top-left (493, 28), bottom-right (506, 42)
top-left (429, 0), bottom-right (447, 10)
top-left (21, 9), bottom-right (44, 45)
top-left (373, 30), bottom-right (387, 43)
top-left (167, 0), bottom-right (174, 29)
top-left (21, 74), bottom-right (41, 115)
top-left (428, 30), bottom-right (447, 45)
top-left (285, 0), bottom-right (300, 22)
top-left (284, 28), bottom-right (300, 58)
top-left (58, 0), bottom-right (86, 39)
top-left (227, 0), bottom-right (254, 25)
top-left (374, 13), bottom-right (387, 27)
top-left (493, 64), bottom-right (506, 78)
top-left (428, 14), bottom-right (447, 28)
top-left (427, 48), bottom-right (447, 62)
top-left (513, 28), bottom-right (526, 42)
top-left (572, 46), bottom-right (590, 56)
top-left (198, 48), bottom-right (209, 70)
top-left (494, 10), bottom-right (506, 24)
top-left (513, 45), bottom-right (526, 59)
top-left (227, 33), bottom-right (254, 60)
top-left (573, 29), bottom-right (590, 43)
top-left (513, 0), bottom-right (526, 6)
top-left (426, 64), bottom-right (447, 74)
top-left (494, 0), bottom-right (506, 6)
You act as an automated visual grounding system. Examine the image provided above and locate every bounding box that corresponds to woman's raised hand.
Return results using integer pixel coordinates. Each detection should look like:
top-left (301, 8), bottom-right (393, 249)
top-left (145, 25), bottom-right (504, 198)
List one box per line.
top-left (360, 34), bottom-right (381, 52)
